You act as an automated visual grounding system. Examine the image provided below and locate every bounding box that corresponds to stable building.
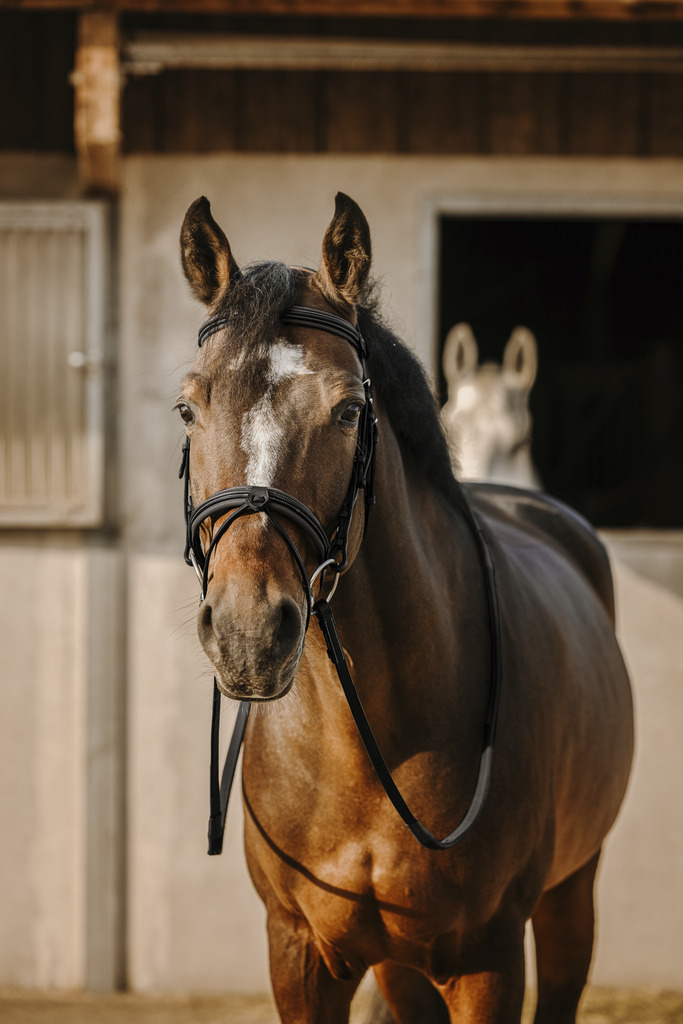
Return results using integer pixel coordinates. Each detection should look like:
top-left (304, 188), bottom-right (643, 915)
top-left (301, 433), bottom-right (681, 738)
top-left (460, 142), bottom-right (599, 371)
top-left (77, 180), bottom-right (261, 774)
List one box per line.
top-left (1, 0), bottom-right (682, 996)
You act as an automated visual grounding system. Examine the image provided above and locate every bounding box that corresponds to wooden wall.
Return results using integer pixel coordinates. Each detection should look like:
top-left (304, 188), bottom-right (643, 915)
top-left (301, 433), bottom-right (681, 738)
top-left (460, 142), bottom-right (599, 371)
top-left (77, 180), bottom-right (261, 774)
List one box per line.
top-left (122, 67), bottom-right (683, 156)
top-left (122, 14), bottom-right (683, 155)
top-left (0, 13), bottom-right (76, 153)
top-left (2, 11), bottom-right (683, 157)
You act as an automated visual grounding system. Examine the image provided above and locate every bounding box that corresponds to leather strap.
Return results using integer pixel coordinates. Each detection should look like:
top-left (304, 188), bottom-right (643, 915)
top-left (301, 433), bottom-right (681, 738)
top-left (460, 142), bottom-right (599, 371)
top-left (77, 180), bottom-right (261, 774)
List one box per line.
top-left (313, 502), bottom-right (501, 850)
top-left (198, 314), bottom-right (231, 348)
top-left (208, 686), bottom-right (250, 855)
top-left (282, 306), bottom-right (366, 358)
top-left (190, 486), bottom-right (331, 573)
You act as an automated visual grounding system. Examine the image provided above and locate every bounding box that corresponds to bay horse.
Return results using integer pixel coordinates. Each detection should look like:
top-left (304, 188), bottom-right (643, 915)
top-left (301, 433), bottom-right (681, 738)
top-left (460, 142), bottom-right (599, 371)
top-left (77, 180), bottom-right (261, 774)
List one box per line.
top-left (177, 192), bottom-right (633, 1024)
top-left (441, 322), bottom-right (541, 489)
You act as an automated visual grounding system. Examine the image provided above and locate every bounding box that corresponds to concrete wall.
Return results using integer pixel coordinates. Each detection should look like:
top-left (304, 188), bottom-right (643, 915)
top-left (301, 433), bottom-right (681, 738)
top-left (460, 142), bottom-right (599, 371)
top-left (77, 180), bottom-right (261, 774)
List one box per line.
top-left (0, 535), bottom-right (86, 987)
top-left (0, 534), bottom-right (124, 990)
top-left (594, 541), bottom-right (683, 985)
top-left (1, 152), bottom-right (682, 994)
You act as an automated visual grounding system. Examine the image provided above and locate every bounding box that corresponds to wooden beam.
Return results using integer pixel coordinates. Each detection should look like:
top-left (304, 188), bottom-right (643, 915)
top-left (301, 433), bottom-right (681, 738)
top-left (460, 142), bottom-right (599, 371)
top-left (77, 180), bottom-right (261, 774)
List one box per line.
top-left (6, 0), bottom-right (683, 21)
top-left (123, 33), bottom-right (683, 74)
top-left (72, 10), bottom-right (121, 194)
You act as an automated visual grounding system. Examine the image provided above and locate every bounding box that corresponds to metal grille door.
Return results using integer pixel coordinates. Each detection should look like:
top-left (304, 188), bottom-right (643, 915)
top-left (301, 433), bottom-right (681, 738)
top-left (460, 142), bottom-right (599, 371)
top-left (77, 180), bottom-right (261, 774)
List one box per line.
top-left (0, 202), bottom-right (108, 527)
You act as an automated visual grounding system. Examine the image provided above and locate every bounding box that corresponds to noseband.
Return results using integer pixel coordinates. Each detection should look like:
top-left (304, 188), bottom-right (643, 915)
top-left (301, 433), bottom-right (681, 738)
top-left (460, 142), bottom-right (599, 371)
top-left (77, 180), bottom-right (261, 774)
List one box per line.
top-left (180, 304), bottom-right (502, 856)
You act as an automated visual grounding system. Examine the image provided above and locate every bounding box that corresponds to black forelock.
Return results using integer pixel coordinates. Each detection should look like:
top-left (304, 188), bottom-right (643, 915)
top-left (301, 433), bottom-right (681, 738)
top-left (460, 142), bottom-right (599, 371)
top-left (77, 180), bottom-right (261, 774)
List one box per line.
top-left (215, 261), bottom-right (303, 352)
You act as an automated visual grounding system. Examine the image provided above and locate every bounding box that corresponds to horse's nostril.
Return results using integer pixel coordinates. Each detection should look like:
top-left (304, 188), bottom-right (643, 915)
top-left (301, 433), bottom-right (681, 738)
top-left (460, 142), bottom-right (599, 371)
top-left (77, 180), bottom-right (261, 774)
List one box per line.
top-left (197, 587), bottom-right (303, 683)
top-left (197, 599), bottom-right (224, 666)
top-left (199, 601), bottom-right (213, 638)
top-left (276, 598), bottom-right (302, 654)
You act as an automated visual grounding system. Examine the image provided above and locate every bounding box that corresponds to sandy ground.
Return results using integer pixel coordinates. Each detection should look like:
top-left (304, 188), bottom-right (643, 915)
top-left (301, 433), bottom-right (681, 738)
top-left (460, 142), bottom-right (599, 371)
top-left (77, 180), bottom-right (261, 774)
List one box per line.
top-left (1, 988), bottom-right (683, 1024)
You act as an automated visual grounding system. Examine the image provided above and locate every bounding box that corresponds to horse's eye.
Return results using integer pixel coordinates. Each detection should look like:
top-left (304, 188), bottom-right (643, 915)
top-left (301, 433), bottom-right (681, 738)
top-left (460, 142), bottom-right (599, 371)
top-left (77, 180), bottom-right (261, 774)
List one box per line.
top-left (176, 402), bottom-right (194, 426)
top-left (340, 402), bottom-right (362, 427)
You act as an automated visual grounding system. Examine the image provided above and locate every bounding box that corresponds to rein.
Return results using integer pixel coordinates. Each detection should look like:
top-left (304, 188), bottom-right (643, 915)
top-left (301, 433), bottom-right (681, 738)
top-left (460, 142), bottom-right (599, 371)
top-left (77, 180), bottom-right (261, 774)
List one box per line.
top-left (180, 306), bottom-right (502, 855)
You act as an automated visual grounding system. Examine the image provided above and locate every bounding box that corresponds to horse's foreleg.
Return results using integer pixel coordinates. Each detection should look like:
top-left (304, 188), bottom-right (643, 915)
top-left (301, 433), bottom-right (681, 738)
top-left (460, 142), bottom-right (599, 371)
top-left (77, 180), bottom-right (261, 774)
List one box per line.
top-left (531, 850), bottom-right (601, 1024)
top-left (372, 962), bottom-right (448, 1024)
top-left (434, 915), bottom-right (526, 1024)
top-left (266, 907), bottom-right (362, 1024)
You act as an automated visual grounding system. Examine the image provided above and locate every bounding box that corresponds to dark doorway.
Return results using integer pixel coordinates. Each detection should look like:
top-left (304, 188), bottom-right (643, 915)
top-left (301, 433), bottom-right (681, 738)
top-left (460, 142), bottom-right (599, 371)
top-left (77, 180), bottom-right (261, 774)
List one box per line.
top-left (439, 216), bottom-right (683, 528)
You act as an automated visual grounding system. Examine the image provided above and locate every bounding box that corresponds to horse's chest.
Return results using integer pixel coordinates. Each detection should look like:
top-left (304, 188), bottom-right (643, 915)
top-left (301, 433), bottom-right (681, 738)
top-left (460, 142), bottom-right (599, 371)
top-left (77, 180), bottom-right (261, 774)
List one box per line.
top-left (246, 803), bottom-right (463, 967)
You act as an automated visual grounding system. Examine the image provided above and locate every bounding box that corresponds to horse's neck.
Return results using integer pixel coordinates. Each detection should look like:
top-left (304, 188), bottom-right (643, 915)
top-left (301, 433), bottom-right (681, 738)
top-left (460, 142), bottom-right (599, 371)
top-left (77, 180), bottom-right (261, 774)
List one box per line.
top-left (308, 427), bottom-right (490, 739)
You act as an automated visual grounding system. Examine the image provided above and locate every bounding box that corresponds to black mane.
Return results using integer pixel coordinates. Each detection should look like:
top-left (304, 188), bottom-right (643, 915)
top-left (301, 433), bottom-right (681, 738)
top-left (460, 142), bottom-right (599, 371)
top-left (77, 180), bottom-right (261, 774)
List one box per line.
top-left (358, 303), bottom-right (465, 513)
top-left (214, 262), bottom-right (464, 512)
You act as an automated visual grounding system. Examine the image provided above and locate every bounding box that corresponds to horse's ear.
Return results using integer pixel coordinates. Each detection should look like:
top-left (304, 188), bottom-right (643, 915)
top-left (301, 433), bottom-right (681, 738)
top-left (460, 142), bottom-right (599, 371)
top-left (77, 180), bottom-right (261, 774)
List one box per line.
top-left (314, 192), bottom-right (371, 309)
top-left (442, 323), bottom-right (478, 387)
top-left (180, 197), bottom-right (240, 306)
top-left (503, 327), bottom-right (538, 390)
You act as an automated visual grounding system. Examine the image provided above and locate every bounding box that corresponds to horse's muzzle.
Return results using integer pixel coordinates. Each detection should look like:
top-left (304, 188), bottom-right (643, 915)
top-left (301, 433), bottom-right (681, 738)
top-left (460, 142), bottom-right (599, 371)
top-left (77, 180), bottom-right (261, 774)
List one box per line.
top-left (197, 580), bottom-right (305, 701)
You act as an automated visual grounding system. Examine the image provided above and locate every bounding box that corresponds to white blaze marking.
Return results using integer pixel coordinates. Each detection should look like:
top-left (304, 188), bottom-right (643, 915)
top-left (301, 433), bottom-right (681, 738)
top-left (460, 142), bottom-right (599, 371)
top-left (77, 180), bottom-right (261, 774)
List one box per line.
top-left (241, 395), bottom-right (284, 486)
top-left (241, 340), bottom-right (314, 486)
top-left (270, 341), bottom-right (311, 381)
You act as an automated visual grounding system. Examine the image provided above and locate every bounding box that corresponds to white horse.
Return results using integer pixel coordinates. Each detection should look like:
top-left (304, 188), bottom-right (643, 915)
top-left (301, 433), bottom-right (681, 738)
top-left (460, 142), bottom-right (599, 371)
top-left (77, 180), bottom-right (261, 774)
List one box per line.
top-left (441, 323), bottom-right (541, 489)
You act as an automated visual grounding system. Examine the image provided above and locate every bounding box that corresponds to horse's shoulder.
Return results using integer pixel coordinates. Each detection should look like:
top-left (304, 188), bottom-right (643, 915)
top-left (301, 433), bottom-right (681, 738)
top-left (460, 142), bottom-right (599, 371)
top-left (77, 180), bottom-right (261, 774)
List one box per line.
top-left (463, 482), bottom-right (616, 621)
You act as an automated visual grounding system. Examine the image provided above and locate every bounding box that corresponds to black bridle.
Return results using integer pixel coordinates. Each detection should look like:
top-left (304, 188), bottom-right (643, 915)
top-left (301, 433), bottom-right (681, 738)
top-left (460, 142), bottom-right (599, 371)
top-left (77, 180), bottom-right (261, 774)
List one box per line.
top-left (180, 305), bottom-right (502, 855)
top-left (182, 306), bottom-right (377, 599)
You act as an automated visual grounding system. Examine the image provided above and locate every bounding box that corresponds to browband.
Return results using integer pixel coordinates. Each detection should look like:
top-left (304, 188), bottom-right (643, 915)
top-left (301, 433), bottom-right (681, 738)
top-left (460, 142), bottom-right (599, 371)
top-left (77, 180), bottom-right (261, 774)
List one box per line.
top-left (198, 314), bottom-right (231, 348)
top-left (196, 306), bottom-right (366, 358)
top-left (282, 306), bottom-right (366, 358)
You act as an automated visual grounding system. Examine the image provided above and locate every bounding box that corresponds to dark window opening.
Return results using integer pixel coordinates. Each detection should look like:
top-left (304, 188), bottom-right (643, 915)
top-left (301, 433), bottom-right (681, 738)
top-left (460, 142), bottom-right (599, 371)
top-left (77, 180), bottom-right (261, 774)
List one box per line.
top-left (439, 216), bottom-right (683, 528)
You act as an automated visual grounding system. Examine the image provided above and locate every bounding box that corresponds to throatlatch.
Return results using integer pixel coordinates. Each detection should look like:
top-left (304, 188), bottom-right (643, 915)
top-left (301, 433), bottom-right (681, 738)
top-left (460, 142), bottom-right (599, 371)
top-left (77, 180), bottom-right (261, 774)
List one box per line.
top-left (179, 305), bottom-right (501, 856)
